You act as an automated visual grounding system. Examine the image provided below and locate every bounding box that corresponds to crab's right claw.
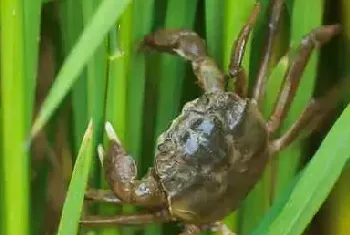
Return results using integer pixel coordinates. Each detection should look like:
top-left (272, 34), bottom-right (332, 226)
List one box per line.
top-left (97, 144), bottom-right (104, 167)
top-left (105, 121), bottom-right (121, 143)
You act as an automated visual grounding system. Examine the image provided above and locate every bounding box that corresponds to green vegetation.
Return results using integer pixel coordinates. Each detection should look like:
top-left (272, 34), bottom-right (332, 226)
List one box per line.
top-left (0, 0), bottom-right (349, 235)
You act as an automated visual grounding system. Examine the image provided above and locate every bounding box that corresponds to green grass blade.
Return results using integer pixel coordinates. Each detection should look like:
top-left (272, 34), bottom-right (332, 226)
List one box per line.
top-left (98, 26), bottom-right (124, 235)
top-left (323, 1), bottom-right (350, 234)
top-left (23, 0), bottom-right (41, 129)
top-left (263, 56), bottom-right (289, 118)
top-left (126, 0), bottom-right (154, 164)
top-left (57, 121), bottom-right (94, 235)
top-left (104, 6), bottom-right (133, 143)
top-left (205, 0), bottom-right (225, 65)
top-left (82, 0), bottom-right (107, 138)
top-left (154, 0), bottom-right (198, 137)
top-left (31, 0), bottom-right (133, 138)
top-left (252, 103), bottom-right (350, 235)
top-left (125, 1), bottom-right (155, 234)
top-left (325, 169), bottom-right (350, 234)
top-left (114, 4), bottom-right (135, 235)
top-left (81, 1), bottom-right (110, 234)
top-left (60, 0), bottom-right (87, 155)
top-left (0, 0), bottom-right (29, 234)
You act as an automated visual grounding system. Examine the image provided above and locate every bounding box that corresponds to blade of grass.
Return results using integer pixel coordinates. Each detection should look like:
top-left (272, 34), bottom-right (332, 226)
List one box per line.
top-left (252, 103), bottom-right (350, 235)
top-left (125, 1), bottom-right (155, 234)
top-left (81, 1), bottom-right (110, 234)
top-left (263, 56), bottom-right (289, 118)
top-left (23, 0), bottom-right (41, 129)
top-left (277, 0), bottom-right (323, 196)
top-left (31, 0), bottom-right (133, 138)
top-left (154, 0), bottom-right (198, 137)
top-left (105, 7), bottom-right (133, 141)
top-left (323, 0), bottom-right (350, 234)
top-left (1, 0), bottom-right (29, 234)
top-left (99, 26), bottom-right (124, 235)
top-left (113, 4), bottom-right (136, 235)
top-left (60, 0), bottom-right (87, 156)
top-left (205, 0), bottom-right (225, 66)
top-left (57, 121), bottom-right (94, 235)
top-left (22, 0), bottom-right (42, 233)
top-left (82, 0), bottom-right (107, 140)
top-left (126, 0), bottom-right (154, 171)
top-left (324, 169), bottom-right (350, 234)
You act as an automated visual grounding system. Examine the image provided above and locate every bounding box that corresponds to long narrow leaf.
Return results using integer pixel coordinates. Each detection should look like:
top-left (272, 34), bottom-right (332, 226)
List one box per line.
top-left (0, 0), bottom-right (29, 234)
top-left (57, 121), bottom-right (94, 235)
top-left (31, 0), bottom-right (132, 138)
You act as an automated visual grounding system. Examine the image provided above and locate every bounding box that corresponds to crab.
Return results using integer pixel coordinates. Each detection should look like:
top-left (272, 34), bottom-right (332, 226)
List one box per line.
top-left (80, 1), bottom-right (340, 234)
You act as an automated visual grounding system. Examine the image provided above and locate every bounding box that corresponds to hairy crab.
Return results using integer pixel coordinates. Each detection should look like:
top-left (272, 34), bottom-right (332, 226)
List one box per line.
top-left (81, 1), bottom-right (340, 234)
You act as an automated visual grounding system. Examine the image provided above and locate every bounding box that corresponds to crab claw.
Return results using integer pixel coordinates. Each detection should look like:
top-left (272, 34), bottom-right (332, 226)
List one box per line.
top-left (97, 144), bottom-right (104, 167)
top-left (105, 121), bottom-right (121, 143)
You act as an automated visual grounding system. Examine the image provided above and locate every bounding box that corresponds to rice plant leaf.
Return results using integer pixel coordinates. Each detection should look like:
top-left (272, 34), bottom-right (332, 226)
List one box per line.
top-left (23, 0), bottom-right (41, 130)
top-left (263, 56), bottom-right (289, 118)
top-left (1, 0), bottom-right (29, 234)
top-left (205, 0), bottom-right (225, 65)
top-left (31, 0), bottom-right (132, 138)
top-left (57, 121), bottom-right (94, 235)
top-left (252, 104), bottom-right (350, 235)
top-left (323, 1), bottom-right (350, 234)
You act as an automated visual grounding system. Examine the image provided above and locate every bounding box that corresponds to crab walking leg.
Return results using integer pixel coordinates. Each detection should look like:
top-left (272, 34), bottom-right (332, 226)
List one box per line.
top-left (101, 122), bottom-right (167, 206)
top-left (266, 25), bottom-right (340, 133)
top-left (179, 224), bottom-right (202, 235)
top-left (84, 188), bottom-right (122, 204)
top-left (216, 223), bottom-right (236, 235)
top-left (141, 29), bottom-right (225, 92)
top-left (228, 2), bottom-right (261, 98)
top-left (252, 0), bottom-right (284, 103)
top-left (269, 84), bottom-right (342, 155)
top-left (179, 222), bottom-right (236, 235)
top-left (81, 210), bottom-right (171, 226)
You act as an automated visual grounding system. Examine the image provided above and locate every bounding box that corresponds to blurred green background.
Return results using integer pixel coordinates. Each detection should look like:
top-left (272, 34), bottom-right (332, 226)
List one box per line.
top-left (0, 0), bottom-right (350, 234)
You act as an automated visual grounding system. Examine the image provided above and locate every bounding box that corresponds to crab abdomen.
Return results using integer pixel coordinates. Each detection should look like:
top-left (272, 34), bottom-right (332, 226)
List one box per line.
top-left (155, 92), bottom-right (269, 223)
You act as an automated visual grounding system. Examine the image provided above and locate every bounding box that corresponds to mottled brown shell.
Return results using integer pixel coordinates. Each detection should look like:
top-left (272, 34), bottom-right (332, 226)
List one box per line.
top-left (154, 92), bottom-right (269, 223)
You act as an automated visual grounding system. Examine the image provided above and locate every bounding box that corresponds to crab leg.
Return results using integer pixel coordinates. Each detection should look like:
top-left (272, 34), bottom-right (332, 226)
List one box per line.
top-left (81, 210), bottom-right (171, 226)
top-left (180, 222), bottom-right (235, 235)
top-left (269, 82), bottom-right (344, 154)
top-left (141, 29), bottom-right (225, 92)
top-left (179, 224), bottom-right (202, 235)
top-left (228, 2), bottom-right (261, 98)
top-left (99, 122), bottom-right (166, 207)
top-left (84, 188), bottom-right (122, 204)
top-left (252, 0), bottom-right (284, 103)
top-left (266, 25), bottom-right (340, 133)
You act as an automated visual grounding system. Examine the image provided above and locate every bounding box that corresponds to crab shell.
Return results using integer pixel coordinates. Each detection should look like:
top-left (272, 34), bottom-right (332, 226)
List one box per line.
top-left (154, 91), bottom-right (269, 223)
